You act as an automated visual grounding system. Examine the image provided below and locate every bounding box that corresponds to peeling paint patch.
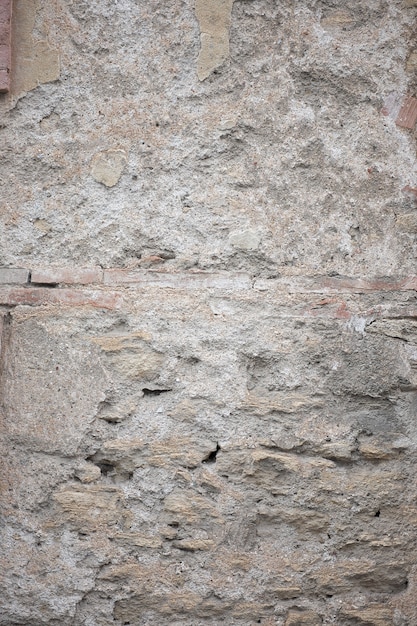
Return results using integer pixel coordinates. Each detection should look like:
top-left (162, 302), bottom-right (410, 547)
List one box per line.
top-left (11, 0), bottom-right (60, 100)
top-left (195, 0), bottom-right (234, 81)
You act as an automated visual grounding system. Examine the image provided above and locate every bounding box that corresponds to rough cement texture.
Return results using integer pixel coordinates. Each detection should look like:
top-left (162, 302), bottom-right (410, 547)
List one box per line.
top-left (1, 0), bottom-right (417, 624)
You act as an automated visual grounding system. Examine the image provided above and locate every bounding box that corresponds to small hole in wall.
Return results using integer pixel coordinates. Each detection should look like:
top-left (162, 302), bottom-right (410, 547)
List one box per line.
top-left (202, 443), bottom-right (220, 464)
top-left (142, 388), bottom-right (171, 396)
top-left (97, 462), bottom-right (115, 476)
top-left (186, 356), bottom-right (200, 365)
top-left (87, 457), bottom-right (115, 476)
top-left (374, 510), bottom-right (380, 517)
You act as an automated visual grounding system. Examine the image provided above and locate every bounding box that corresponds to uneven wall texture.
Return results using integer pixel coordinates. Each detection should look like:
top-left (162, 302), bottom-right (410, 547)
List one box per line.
top-left (1, 1), bottom-right (417, 624)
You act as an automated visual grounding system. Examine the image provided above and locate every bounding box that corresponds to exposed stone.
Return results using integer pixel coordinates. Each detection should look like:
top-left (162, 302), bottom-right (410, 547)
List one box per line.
top-left (172, 538), bottom-right (215, 551)
top-left (321, 11), bottom-right (353, 28)
top-left (406, 50), bottom-right (417, 72)
top-left (285, 610), bottom-right (322, 626)
top-left (229, 229), bottom-right (261, 251)
top-left (338, 605), bottom-right (394, 625)
top-left (113, 532), bottom-right (163, 549)
top-left (396, 213), bottom-right (417, 232)
top-left (195, 0), bottom-right (234, 80)
top-left (90, 149), bottom-right (127, 187)
top-left (54, 484), bottom-right (130, 529)
top-left (163, 489), bottom-right (223, 524)
top-left (2, 318), bottom-right (108, 455)
top-left (74, 462), bottom-right (101, 484)
top-left (91, 333), bottom-right (163, 380)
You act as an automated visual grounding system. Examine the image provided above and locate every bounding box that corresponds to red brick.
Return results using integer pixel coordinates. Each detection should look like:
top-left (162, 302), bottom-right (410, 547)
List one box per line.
top-left (0, 268), bottom-right (29, 284)
top-left (0, 313), bottom-right (3, 356)
top-left (0, 0), bottom-right (11, 93)
top-left (31, 267), bottom-right (103, 285)
top-left (396, 95), bottom-right (417, 129)
top-left (0, 67), bottom-right (8, 91)
top-left (255, 276), bottom-right (417, 294)
top-left (316, 276), bottom-right (417, 293)
top-left (0, 287), bottom-right (122, 309)
top-left (0, 1), bottom-right (11, 22)
top-left (103, 269), bottom-right (251, 290)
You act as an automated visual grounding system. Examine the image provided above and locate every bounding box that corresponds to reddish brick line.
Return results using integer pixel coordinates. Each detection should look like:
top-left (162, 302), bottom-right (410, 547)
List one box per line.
top-left (0, 267), bottom-right (252, 289)
top-left (302, 299), bottom-right (417, 322)
top-left (0, 287), bottom-right (123, 309)
top-left (0, 0), bottom-right (12, 93)
top-left (2, 268), bottom-right (417, 296)
top-left (254, 275), bottom-right (417, 294)
top-left (309, 276), bottom-right (417, 293)
top-left (0, 268), bottom-right (29, 284)
top-left (1, 286), bottom-right (417, 321)
top-left (103, 269), bottom-right (251, 289)
top-left (31, 267), bottom-right (103, 285)
top-left (0, 313), bottom-right (3, 356)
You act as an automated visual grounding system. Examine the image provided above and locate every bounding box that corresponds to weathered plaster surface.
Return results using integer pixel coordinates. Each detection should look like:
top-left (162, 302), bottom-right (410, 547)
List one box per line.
top-left (1, 1), bottom-right (417, 624)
